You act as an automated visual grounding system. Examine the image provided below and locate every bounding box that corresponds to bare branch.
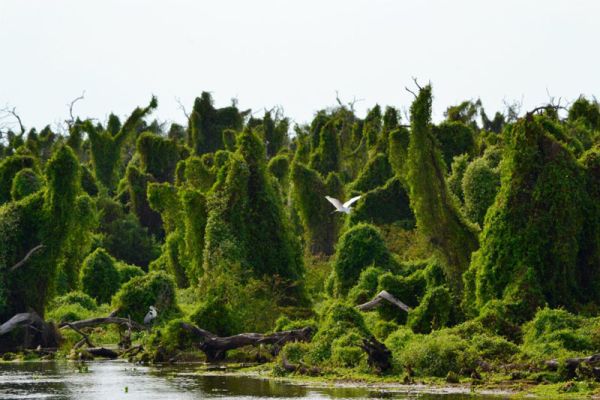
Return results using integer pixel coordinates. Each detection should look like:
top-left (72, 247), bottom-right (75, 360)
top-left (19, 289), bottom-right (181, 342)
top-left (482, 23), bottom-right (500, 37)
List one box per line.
top-left (405, 86), bottom-right (418, 99)
top-left (63, 322), bottom-right (95, 348)
top-left (9, 245), bottom-right (45, 272)
top-left (1, 105), bottom-right (25, 134)
top-left (412, 77), bottom-right (422, 90)
top-left (66, 91), bottom-right (86, 128)
top-left (175, 97), bottom-right (190, 120)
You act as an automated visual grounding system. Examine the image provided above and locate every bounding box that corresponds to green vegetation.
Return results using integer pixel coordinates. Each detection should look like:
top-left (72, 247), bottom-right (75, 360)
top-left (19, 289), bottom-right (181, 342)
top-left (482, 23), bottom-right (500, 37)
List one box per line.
top-left (3, 88), bottom-right (600, 397)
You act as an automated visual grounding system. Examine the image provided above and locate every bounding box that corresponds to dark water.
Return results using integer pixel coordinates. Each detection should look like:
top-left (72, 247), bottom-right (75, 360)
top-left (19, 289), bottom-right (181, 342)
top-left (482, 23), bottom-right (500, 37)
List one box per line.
top-left (0, 361), bottom-right (506, 399)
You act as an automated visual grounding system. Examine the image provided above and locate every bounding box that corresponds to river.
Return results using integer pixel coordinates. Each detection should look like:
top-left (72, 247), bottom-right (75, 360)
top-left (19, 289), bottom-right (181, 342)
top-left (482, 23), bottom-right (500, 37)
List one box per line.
top-left (0, 361), bottom-right (508, 399)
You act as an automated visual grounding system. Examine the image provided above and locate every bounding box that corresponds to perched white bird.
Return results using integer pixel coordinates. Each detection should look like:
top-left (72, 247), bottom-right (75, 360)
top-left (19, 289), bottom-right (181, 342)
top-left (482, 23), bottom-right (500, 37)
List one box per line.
top-left (143, 306), bottom-right (157, 325)
top-left (325, 195), bottom-right (361, 214)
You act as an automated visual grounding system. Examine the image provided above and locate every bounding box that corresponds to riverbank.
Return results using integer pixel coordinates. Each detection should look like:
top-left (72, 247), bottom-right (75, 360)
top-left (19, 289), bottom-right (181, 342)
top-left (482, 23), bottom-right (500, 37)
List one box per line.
top-left (2, 356), bottom-right (600, 398)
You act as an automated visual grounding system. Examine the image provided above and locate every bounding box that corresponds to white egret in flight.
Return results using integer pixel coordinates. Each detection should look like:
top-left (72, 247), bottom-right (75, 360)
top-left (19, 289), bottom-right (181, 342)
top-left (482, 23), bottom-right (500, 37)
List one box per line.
top-left (325, 195), bottom-right (361, 214)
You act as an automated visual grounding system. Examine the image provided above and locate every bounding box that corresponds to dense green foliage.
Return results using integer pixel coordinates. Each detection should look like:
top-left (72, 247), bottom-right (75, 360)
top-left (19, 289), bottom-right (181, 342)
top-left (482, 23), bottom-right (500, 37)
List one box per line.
top-left (3, 89), bottom-right (600, 389)
top-left (79, 248), bottom-right (121, 304)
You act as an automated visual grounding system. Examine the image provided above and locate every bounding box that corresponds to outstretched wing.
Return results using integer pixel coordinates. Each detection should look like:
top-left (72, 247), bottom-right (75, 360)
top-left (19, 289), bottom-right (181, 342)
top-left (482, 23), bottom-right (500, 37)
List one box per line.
top-left (325, 196), bottom-right (344, 210)
top-left (343, 195), bottom-right (362, 208)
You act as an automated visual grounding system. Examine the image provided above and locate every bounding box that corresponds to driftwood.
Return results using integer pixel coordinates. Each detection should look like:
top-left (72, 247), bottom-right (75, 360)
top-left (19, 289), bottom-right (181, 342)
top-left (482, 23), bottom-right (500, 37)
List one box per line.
top-left (356, 290), bottom-right (411, 312)
top-left (9, 245), bottom-right (45, 272)
top-left (0, 312), bottom-right (45, 336)
top-left (360, 336), bottom-right (392, 373)
top-left (59, 316), bottom-right (144, 331)
top-left (181, 323), bottom-right (313, 362)
top-left (545, 353), bottom-right (600, 378)
top-left (62, 321), bottom-right (128, 359)
top-left (63, 322), bottom-right (95, 348)
top-left (87, 347), bottom-right (119, 359)
top-left (0, 312), bottom-right (60, 351)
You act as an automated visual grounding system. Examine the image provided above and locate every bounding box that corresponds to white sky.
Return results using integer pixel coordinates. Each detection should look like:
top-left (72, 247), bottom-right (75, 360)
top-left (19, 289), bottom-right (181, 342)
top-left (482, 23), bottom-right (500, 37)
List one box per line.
top-left (1, 0), bottom-right (599, 131)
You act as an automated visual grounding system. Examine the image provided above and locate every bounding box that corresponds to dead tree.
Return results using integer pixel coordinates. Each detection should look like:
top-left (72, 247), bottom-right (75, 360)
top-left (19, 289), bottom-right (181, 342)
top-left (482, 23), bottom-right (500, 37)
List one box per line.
top-left (0, 312), bottom-right (60, 352)
top-left (180, 323), bottom-right (313, 362)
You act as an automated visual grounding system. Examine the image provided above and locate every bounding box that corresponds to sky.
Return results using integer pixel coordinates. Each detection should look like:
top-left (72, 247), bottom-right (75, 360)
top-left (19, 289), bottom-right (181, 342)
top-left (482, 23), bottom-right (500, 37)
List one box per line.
top-left (1, 0), bottom-right (599, 132)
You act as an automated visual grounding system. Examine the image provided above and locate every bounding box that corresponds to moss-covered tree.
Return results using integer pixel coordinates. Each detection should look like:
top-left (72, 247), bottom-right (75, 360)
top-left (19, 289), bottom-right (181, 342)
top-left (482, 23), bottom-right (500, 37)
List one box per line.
top-left (0, 146), bottom-right (83, 319)
top-left (82, 97), bottom-right (157, 192)
top-left (290, 162), bottom-right (343, 255)
top-left (465, 114), bottom-right (594, 318)
top-left (187, 92), bottom-right (244, 155)
top-left (406, 85), bottom-right (478, 292)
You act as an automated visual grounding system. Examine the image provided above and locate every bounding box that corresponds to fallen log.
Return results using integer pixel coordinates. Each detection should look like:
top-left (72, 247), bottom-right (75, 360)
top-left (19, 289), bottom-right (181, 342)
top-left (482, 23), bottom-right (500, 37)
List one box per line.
top-left (356, 290), bottom-right (411, 312)
top-left (360, 336), bottom-right (392, 373)
top-left (87, 347), bottom-right (119, 359)
top-left (180, 323), bottom-right (313, 362)
top-left (59, 316), bottom-right (144, 331)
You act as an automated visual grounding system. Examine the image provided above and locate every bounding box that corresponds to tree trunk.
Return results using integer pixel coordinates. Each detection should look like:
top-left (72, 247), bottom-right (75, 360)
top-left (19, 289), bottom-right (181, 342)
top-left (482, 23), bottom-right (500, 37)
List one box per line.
top-left (360, 336), bottom-right (392, 373)
top-left (180, 323), bottom-right (313, 362)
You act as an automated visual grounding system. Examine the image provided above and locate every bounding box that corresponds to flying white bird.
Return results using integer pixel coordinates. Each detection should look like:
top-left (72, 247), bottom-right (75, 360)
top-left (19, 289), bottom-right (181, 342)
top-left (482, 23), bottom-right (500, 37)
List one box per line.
top-left (325, 195), bottom-right (361, 214)
top-left (143, 306), bottom-right (157, 325)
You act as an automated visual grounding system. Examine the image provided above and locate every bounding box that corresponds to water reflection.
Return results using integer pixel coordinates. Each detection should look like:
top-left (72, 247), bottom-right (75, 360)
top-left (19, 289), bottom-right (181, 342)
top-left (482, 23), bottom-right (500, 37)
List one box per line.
top-left (0, 361), bottom-right (505, 399)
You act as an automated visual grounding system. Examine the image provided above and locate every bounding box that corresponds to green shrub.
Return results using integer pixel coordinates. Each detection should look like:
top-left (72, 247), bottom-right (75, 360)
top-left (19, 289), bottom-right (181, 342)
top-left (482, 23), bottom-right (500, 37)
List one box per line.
top-left (348, 177), bottom-right (414, 227)
top-left (189, 297), bottom-right (239, 336)
top-left (347, 266), bottom-right (384, 305)
top-left (408, 286), bottom-right (452, 333)
top-left (333, 223), bottom-right (392, 296)
top-left (47, 303), bottom-right (94, 323)
top-left (369, 319), bottom-right (400, 341)
top-left (50, 291), bottom-right (97, 311)
top-left (112, 271), bottom-right (179, 323)
top-left (79, 248), bottom-right (121, 304)
top-left (0, 154), bottom-right (36, 204)
top-left (117, 263), bottom-right (145, 285)
top-left (520, 308), bottom-right (598, 359)
top-left (274, 316), bottom-right (317, 332)
top-left (152, 318), bottom-right (197, 353)
top-left (96, 196), bottom-right (160, 269)
top-left (447, 154), bottom-right (469, 201)
top-left (396, 333), bottom-right (477, 377)
top-left (10, 168), bottom-right (42, 200)
top-left (432, 121), bottom-right (476, 168)
top-left (309, 302), bottom-right (370, 363)
top-left (462, 157), bottom-right (500, 226)
top-left (331, 332), bottom-right (365, 368)
top-left (281, 342), bottom-right (312, 364)
top-left (349, 153), bottom-right (393, 193)
top-left (384, 327), bottom-right (415, 356)
top-left (376, 270), bottom-right (426, 323)
top-left (469, 334), bottom-right (519, 363)
top-left (268, 154), bottom-right (290, 182)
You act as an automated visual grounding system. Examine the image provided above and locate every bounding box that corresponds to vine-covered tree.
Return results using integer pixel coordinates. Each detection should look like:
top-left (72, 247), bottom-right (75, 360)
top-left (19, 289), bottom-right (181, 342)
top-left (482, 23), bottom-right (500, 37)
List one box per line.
top-left (81, 97), bottom-right (157, 192)
top-left (406, 85), bottom-right (478, 292)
